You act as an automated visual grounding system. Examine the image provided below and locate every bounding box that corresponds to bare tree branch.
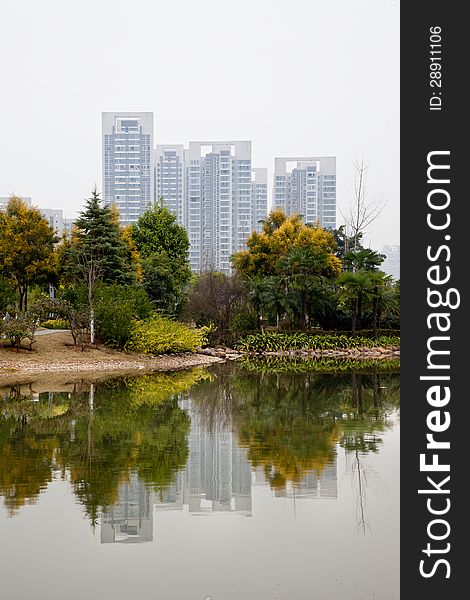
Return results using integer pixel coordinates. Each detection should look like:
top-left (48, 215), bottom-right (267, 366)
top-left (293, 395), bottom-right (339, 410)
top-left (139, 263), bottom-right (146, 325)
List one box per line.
top-left (339, 160), bottom-right (386, 251)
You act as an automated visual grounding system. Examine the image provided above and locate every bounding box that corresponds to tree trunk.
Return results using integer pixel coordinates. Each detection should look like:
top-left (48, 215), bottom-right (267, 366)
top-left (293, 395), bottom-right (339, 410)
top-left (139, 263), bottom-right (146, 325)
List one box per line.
top-left (90, 308), bottom-right (95, 345)
top-left (372, 287), bottom-right (378, 336)
top-left (351, 298), bottom-right (358, 334)
top-left (357, 292), bottom-right (362, 331)
top-left (88, 270), bottom-right (95, 344)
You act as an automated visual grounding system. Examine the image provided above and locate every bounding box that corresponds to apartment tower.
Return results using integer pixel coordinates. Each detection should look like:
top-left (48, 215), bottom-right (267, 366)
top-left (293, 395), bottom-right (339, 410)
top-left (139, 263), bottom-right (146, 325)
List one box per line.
top-left (102, 112), bottom-right (154, 225)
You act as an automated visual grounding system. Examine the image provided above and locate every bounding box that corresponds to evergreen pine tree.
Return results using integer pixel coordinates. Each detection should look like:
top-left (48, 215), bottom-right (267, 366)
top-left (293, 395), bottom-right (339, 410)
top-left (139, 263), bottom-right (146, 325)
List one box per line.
top-left (73, 188), bottom-right (137, 284)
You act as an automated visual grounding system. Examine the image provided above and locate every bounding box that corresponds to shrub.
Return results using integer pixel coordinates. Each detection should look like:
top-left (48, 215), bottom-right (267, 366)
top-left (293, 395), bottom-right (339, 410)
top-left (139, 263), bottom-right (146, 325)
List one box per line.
top-left (0, 314), bottom-right (38, 350)
top-left (230, 310), bottom-right (258, 333)
top-left (94, 284), bottom-right (152, 348)
top-left (42, 318), bottom-right (69, 330)
top-left (234, 331), bottom-right (400, 352)
top-left (237, 355), bottom-right (400, 374)
top-left (126, 314), bottom-right (207, 354)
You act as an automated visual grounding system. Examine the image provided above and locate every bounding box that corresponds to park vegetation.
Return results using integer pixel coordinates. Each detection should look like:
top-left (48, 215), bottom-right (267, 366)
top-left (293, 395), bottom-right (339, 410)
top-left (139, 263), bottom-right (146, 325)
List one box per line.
top-left (0, 192), bottom-right (399, 354)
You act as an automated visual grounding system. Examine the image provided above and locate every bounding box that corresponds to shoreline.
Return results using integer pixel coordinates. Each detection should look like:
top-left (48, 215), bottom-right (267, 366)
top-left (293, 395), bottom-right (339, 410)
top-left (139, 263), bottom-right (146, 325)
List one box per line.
top-left (0, 352), bottom-right (223, 376)
top-left (0, 331), bottom-right (400, 386)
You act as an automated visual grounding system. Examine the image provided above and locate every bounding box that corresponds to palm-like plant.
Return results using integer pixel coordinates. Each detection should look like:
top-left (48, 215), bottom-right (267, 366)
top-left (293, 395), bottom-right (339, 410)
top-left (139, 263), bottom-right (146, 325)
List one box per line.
top-left (343, 248), bottom-right (385, 273)
top-left (337, 270), bottom-right (371, 333)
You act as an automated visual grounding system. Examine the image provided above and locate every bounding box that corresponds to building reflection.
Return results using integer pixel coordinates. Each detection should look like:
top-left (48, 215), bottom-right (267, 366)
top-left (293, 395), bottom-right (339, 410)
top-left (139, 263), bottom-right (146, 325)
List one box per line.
top-left (101, 473), bottom-right (153, 544)
top-left (100, 400), bottom-right (337, 543)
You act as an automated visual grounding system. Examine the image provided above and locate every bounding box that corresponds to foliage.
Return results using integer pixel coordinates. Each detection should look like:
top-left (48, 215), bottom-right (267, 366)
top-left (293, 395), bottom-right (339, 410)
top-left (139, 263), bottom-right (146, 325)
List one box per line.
top-left (232, 210), bottom-right (342, 329)
top-left (237, 355), bottom-right (400, 375)
top-left (0, 275), bottom-right (16, 313)
top-left (93, 284), bottom-right (152, 348)
top-left (141, 252), bottom-right (191, 315)
top-left (184, 272), bottom-right (249, 344)
top-left (0, 372), bottom-right (196, 519)
top-left (41, 318), bottom-right (69, 330)
top-left (232, 209), bottom-right (342, 279)
top-left (230, 310), bottom-right (258, 334)
top-left (60, 302), bottom-right (89, 349)
top-left (0, 299), bottom-right (52, 350)
top-left (131, 203), bottom-right (191, 314)
top-left (234, 331), bottom-right (400, 352)
top-left (331, 225), bottom-right (364, 258)
top-left (126, 313), bottom-right (208, 354)
top-left (0, 196), bottom-right (58, 311)
top-left (61, 189), bottom-right (138, 286)
top-left (0, 314), bottom-right (38, 350)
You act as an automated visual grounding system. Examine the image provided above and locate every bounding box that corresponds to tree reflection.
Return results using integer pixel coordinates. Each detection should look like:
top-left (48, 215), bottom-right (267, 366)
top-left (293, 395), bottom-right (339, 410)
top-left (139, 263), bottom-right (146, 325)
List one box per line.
top-left (190, 360), bottom-right (399, 495)
top-left (1, 361), bottom-right (399, 523)
top-left (0, 370), bottom-right (206, 521)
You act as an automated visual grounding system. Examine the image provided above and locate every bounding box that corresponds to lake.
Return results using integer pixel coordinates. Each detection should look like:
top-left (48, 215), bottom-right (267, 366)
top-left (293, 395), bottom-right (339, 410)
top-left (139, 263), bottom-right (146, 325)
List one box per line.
top-left (0, 359), bottom-right (399, 600)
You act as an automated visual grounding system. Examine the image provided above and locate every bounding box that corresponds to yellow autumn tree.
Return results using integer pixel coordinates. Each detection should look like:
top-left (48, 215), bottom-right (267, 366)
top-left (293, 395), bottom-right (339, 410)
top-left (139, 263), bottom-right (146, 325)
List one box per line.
top-left (232, 209), bottom-right (342, 278)
top-left (0, 197), bottom-right (58, 311)
top-left (232, 210), bottom-right (342, 327)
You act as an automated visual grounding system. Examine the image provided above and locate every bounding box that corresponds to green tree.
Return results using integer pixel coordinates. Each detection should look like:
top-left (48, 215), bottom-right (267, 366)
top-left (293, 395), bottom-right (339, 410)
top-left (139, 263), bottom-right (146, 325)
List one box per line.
top-left (337, 270), bottom-right (371, 333)
top-left (60, 189), bottom-right (138, 342)
top-left (0, 275), bottom-right (16, 313)
top-left (131, 202), bottom-right (191, 314)
top-left (343, 248), bottom-right (385, 273)
top-left (232, 210), bottom-right (342, 329)
top-left (68, 189), bottom-right (137, 285)
top-left (0, 197), bottom-right (57, 311)
top-left (332, 225), bottom-right (364, 259)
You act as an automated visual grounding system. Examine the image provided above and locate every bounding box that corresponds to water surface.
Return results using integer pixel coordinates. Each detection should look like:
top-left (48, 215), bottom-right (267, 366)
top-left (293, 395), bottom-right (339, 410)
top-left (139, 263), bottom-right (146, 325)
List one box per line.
top-left (0, 361), bottom-right (399, 600)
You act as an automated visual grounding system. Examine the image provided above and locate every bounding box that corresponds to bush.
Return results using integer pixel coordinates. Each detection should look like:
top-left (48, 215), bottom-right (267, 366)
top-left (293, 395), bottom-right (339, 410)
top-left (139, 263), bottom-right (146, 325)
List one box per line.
top-left (42, 318), bottom-right (69, 330)
top-left (94, 284), bottom-right (152, 348)
top-left (126, 314), bottom-right (207, 354)
top-left (230, 311), bottom-right (258, 333)
top-left (235, 331), bottom-right (400, 352)
top-left (0, 314), bottom-right (38, 350)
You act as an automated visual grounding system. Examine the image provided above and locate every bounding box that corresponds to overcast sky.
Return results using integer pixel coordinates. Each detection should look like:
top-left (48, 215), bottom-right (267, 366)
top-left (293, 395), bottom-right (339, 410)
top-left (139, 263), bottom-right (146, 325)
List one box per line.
top-left (1, 0), bottom-right (399, 249)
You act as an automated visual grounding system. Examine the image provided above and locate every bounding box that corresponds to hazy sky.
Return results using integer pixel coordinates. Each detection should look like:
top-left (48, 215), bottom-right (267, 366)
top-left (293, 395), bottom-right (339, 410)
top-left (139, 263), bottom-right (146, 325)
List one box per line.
top-left (1, 0), bottom-right (399, 249)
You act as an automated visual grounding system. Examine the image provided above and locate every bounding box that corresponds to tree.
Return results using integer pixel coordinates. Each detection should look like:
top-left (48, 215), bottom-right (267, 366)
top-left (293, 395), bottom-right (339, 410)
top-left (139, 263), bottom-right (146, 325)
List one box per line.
top-left (340, 160), bottom-right (385, 251)
top-left (337, 271), bottom-right (371, 333)
top-left (0, 275), bottom-right (16, 313)
top-left (232, 210), bottom-right (342, 328)
top-left (0, 197), bottom-right (57, 311)
top-left (60, 189), bottom-right (138, 342)
top-left (343, 248), bottom-right (385, 273)
top-left (332, 225), bottom-right (364, 259)
top-left (72, 189), bottom-right (137, 284)
top-left (131, 202), bottom-right (191, 314)
top-left (232, 209), bottom-right (341, 279)
top-left (185, 272), bottom-right (249, 344)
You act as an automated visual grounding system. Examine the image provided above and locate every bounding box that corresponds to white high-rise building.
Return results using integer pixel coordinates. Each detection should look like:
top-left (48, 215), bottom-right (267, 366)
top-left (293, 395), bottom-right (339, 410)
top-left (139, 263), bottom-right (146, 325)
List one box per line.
top-left (1, 198), bottom-right (71, 237)
top-left (102, 112), bottom-right (154, 225)
top-left (155, 144), bottom-right (185, 225)
top-left (251, 168), bottom-right (268, 233)
top-left (273, 156), bottom-right (337, 229)
top-left (381, 244), bottom-right (400, 281)
top-left (184, 141), bottom-right (258, 273)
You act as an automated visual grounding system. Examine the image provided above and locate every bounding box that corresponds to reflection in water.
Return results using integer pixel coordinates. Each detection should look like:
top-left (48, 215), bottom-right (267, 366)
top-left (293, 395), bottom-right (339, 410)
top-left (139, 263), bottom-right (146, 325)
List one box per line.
top-left (101, 473), bottom-right (153, 544)
top-left (0, 360), bottom-right (399, 543)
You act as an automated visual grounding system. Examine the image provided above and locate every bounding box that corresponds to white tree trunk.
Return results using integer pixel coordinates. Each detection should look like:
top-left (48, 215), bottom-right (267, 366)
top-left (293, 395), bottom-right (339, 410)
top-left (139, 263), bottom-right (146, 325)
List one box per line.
top-left (90, 308), bottom-right (95, 345)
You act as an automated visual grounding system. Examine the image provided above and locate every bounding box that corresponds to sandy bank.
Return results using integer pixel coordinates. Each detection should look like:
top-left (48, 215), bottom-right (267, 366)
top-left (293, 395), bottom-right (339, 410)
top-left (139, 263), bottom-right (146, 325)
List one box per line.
top-left (0, 330), bottom-right (222, 385)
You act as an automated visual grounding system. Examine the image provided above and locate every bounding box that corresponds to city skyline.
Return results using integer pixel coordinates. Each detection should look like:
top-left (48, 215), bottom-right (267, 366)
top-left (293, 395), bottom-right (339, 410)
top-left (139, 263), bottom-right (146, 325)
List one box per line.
top-left (1, 0), bottom-right (399, 250)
